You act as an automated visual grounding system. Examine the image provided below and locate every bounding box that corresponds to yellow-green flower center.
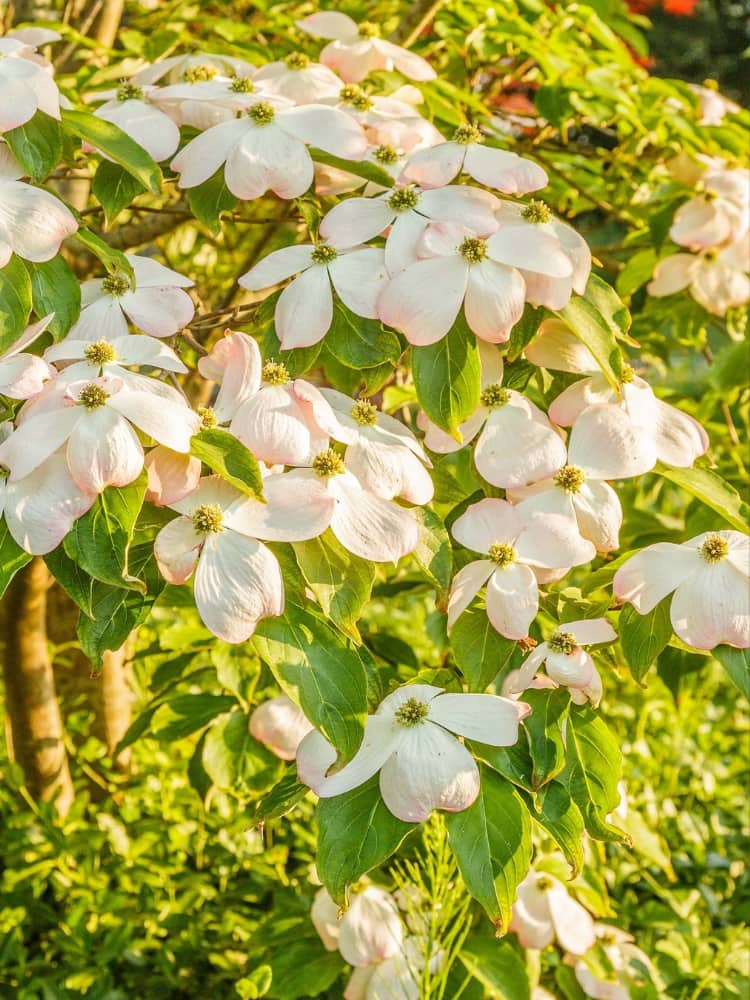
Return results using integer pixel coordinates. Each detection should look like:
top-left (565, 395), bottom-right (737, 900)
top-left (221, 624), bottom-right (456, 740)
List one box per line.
top-left (620, 363), bottom-right (635, 384)
top-left (351, 399), bottom-right (377, 426)
top-left (248, 101), bottom-right (276, 125)
top-left (182, 64), bottom-right (218, 83)
top-left (192, 503), bottom-right (224, 534)
top-left (388, 186), bottom-right (420, 213)
top-left (488, 543), bottom-right (516, 567)
top-left (229, 76), bottom-right (254, 93)
top-left (521, 199), bottom-right (551, 224)
top-left (700, 533), bottom-right (728, 563)
top-left (554, 464), bottom-right (586, 494)
top-left (198, 405), bottom-right (217, 429)
top-left (536, 876), bottom-right (554, 891)
top-left (261, 360), bottom-right (289, 385)
top-left (117, 81), bottom-right (144, 101)
top-left (394, 697), bottom-right (429, 727)
top-left (312, 448), bottom-right (345, 478)
top-left (78, 384), bottom-right (109, 410)
top-left (339, 84), bottom-right (373, 111)
top-left (459, 237), bottom-right (488, 263)
top-left (102, 272), bottom-right (131, 297)
top-left (548, 630), bottom-right (577, 655)
top-left (285, 51), bottom-right (310, 70)
top-left (84, 340), bottom-right (117, 365)
top-left (374, 144), bottom-right (399, 164)
top-left (453, 123), bottom-right (483, 145)
top-left (358, 21), bottom-right (381, 38)
top-left (311, 243), bottom-right (338, 265)
top-left (480, 383), bottom-right (510, 409)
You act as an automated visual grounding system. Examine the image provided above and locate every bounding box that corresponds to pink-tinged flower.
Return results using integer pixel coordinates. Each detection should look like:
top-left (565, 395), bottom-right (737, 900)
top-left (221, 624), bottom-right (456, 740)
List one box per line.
top-left (320, 184), bottom-right (499, 276)
top-left (154, 473), bottom-right (315, 642)
top-left (647, 239), bottom-right (750, 316)
top-left (401, 124), bottom-right (548, 193)
top-left (145, 445), bottom-right (202, 508)
top-left (297, 14), bottom-right (436, 84)
top-left (614, 531), bottom-right (749, 650)
top-left (366, 112), bottom-right (445, 156)
top-left (196, 329), bottom-right (261, 424)
top-left (506, 404), bottom-right (659, 551)
top-left (0, 144), bottom-right (77, 265)
top-left (320, 390), bottom-right (434, 504)
top-left (312, 885), bottom-right (403, 966)
top-left (132, 53), bottom-right (255, 86)
top-left (448, 498), bottom-right (594, 637)
top-left (0, 375), bottom-right (200, 495)
top-left (151, 73), bottom-right (262, 131)
top-left (688, 83), bottom-right (741, 126)
top-left (509, 869), bottom-right (596, 954)
top-left (669, 167), bottom-right (749, 251)
top-left (0, 37), bottom-right (60, 131)
top-left (0, 315), bottom-right (55, 399)
top-left (571, 924), bottom-right (655, 1000)
top-left (5, 28), bottom-right (62, 49)
top-left (529, 321), bottom-right (709, 469)
top-left (249, 694), bottom-right (313, 760)
top-left (345, 937), bottom-right (436, 1000)
top-left (170, 98), bottom-right (367, 201)
top-left (68, 253), bottom-right (194, 340)
top-left (239, 238), bottom-right (388, 350)
top-left (491, 200), bottom-right (591, 309)
top-left (254, 53), bottom-right (343, 104)
top-left (45, 333), bottom-right (187, 391)
top-left (503, 618), bottom-right (616, 708)
top-left (87, 82), bottom-right (181, 162)
top-left (297, 683), bottom-right (529, 823)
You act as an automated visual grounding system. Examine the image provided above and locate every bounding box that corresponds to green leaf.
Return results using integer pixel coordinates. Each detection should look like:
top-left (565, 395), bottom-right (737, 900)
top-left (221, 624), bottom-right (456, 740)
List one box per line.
top-left (267, 939), bottom-right (343, 999)
top-left (0, 255), bottom-right (33, 352)
top-left (74, 227), bottom-right (135, 281)
top-left (201, 710), bottom-right (281, 794)
top-left (615, 248), bottom-right (657, 298)
top-left (309, 147), bottom-right (395, 188)
top-left (524, 781), bottom-right (585, 877)
top-left (25, 256), bottom-right (81, 340)
top-left (316, 775), bottom-right (413, 902)
top-left (475, 739), bottom-right (535, 794)
top-left (0, 522), bottom-right (32, 599)
top-left (554, 275), bottom-right (623, 390)
top-left (560, 705), bottom-right (627, 843)
top-left (460, 932), bottom-right (530, 1000)
top-left (619, 598), bottom-right (672, 683)
top-left (522, 688), bottom-right (571, 790)
top-left (412, 315), bottom-right (481, 437)
top-left (713, 646), bottom-right (749, 701)
top-left (325, 301), bottom-right (401, 370)
top-left (253, 596), bottom-right (367, 763)
top-left (63, 475), bottom-right (147, 592)
top-left (257, 290), bottom-right (321, 377)
top-left (186, 166), bottom-right (237, 234)
top-left (292, 530), bottom-right (375, 641)
top-left (151, 694), bottom-right (238, 742)
top-left (507, 304), bottom-right (545, 363)
top-left (92, 160), bottom-right (146, 225)
top-left (412, 507), bottom-right (453, 595)
top-left (251, 770), bottom-right (309, 826)
top-left (451, 606), bottom-right (518, 691)
top-left (656, 463), bottom-right (749, 532)
top-left (321, 348), bottom-right (394, 396)
top-left (61, 108), bottom-right (162, 193)
top-left (190, 428), bottom-right (265, 499)
top-left (4, 111), bottom-right (63, 181)
top-left (445, 767), bottom-right (532, 930)
top-left (45, 545), bottom-right (95, 617)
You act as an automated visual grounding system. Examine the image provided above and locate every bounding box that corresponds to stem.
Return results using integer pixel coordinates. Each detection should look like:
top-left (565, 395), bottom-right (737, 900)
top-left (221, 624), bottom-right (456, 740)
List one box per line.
top-left (100, 634), bottom-right (135, 773)
top-left (390, 0), bottom-right (445, 46)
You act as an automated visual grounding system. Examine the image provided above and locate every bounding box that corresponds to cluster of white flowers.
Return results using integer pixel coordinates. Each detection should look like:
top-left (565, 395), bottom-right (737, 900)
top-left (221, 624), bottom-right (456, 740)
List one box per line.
top-left (648, 155), bottom-right (749, 315)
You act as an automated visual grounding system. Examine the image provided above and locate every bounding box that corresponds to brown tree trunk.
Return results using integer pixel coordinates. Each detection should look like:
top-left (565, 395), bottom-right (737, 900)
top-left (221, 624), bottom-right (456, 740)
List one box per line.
top-left (3, 559), bottom-right (74, 815)
top-left (100, 635), bottom-right (134, 772)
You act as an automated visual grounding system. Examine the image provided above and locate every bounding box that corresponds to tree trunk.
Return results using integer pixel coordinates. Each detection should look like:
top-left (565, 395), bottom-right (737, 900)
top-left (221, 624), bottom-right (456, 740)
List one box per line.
top-left (94, 0), bottom-right (125, 48)
top-left (3, 559), bottom-right (74, 815)
top-left (101, 636), bottom-right (134, 772)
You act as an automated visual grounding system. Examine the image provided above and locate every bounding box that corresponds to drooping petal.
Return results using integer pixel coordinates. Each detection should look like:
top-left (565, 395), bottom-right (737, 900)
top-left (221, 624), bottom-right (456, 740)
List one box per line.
top-left (464, 143), bottom-right (547, 194)
top-left (428, 692), bottom-right (529, 744)
top-left (108, 389), bottom-right (200, 453)
top-left (524, 319), bottom-right (598, 374)
top-left (546, 884), bottom-right (597, 956)
top-left (111, 334), bottom-right (188, 372)
top-left (485, 563), bottom-right (539, 640)
top-left (0, 179), bottom-right (77, 262)
top-left (0, 406), bottom-right (80, 481)
top-left (226, 469), bottom-right (335, 542)
top-left (320, 196), bottom-right (394, 247)
top-left (670, 561), bottom-right (750, 649)
top-left (545, 648), bottom-right (594, 688)
top-left (568, 404), bottom-right (657, 480)
top-left (646, 253), bottom-right (696, 297)
top-left (374, 39), bottom-right (437, 82)
top-left (280, 104), bottom-right (367, 160)
top-left (197, 330), bottom-right (262, 422)
top-left (314, 715), bottom-right (403, 797)
top-left (464, 259), bottom-right (525, 343)
top-left (170, 117), bottom-right (249, 188)
top-left (249, 695), bottom-right (313, 760)
top-left (67, 406), bottom-right (144, 494)
top-left (145, 446), bottom-right (202, 507)
top-left (344, 438), bottom-right (434, 504)
top-left (337, 887), bottom-right (404, 967)
top-left (310, 888), bottom-right (343, 952)
top-left (613, 544), bottom-right (699, 613)
top-left (475, 396), bottom-right (567, 489)
top-left (400, 142), bottom-right (465, 189)
top-left (488, 224), bottom-right (572, 278)
top-left (329, 247), bottom-right (389, 318)
top-left (194, 531), bottom-right (284, 642)
top-left (451, 497), bottom-right (520, 553)
top-left (128, 254), bottom-right (193, 289)
top-left (446, 559), bottom-right (495, 628)
top-left (377, 255), bottom-right (468, 346)
top-left (516, 509), bottom-right (595, 569)
top-left (3, 455), bottom-right (95, 555)
top-left (564, 618), bottom-right (617, 646)
top-left (231, 385), bottom-right (328, 466)
top-left (225, 123), bottom-right (313, 200)
top-left (572, 479), bottom-right (623, 552)
top-left (120, 286), bottom-right (195, 338)
top-left (329, 472), bottom-right (419, 562)
top-left (379, 721), bottom-right (480, 823)
top-left (153, 515), bottom-right (203, 583)
top-left (292, 379), bottom-right (356, 444)
top-left (296, 729), bottom-right (338, 789)
top-left (239, 244), bottom-right (315, 290)
top-left (647, 397), bottom-right (709, 467)
top-left (68, 294), bottom-right (129, 342)
top-left (296, 12), bottom-right (359, 41)
top-left (275, 266), bottom-right (333, 349)
top-left (0, 353), bottom-right (55, 399)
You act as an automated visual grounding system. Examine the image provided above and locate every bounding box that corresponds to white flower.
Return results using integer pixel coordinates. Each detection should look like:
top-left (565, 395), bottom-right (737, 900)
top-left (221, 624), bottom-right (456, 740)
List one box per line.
top-left (688, 83), bottom-right (740, 126)
top-left (45, 333), bottom-right (187, 392)
top-left (131, 52), bottom-right (255, 86)
top-left (239, 237), bottom-right (388, 350)
top-left (144, 445), bottom-right (202, 508)
top-left (614, 531), bottom-right (749, 650)
top-left (68, 253), bottom-right (194, 340)
top-left (171, 98), bottom-right (367, 201)
top-left (0, 316), bottom-right (55, 399)
top-left (571, 924), bottom-right (655, 1000)
top-left (648, 239), bottom-right (750, 316)
top-left (669, 166), bottom-right (749, 250)
top-left (509, 868), bottom-right (596, 954)
top-left (448, 498), bottom-right (595, 638)
top-left (320, 184), bottom-right (499, 277)
top-left (297, 683), bottom-right (529, 823)
top-left (503, 618), bottom-right (616, 708)
top-left (0, 144), bottom-right (77, 266)
top-left (401, 123), bottom-right (547, 194)
top-left (320, 389), bottom-right (434, 504)
top-left (87, 82), bottom-right (181, 162)
top-left (345, 937), bottom-right (436, 1000)
top-left (0, 37), bottom-right (60, 132)
top-left (311, 885), bottom-right (403, 966)
top-left (253, 53), bottom-right (343, 104)
top-left (152, 73), bottom-right (262, 131)
top-left (249, 695), bottom-right (313, 760)
top-left (296, 14), bottom-right (436, 84)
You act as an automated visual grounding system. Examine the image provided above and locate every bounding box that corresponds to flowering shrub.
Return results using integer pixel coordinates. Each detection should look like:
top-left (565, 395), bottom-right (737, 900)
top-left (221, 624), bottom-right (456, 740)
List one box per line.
top-left (0, 1), bottom-right (747, 998)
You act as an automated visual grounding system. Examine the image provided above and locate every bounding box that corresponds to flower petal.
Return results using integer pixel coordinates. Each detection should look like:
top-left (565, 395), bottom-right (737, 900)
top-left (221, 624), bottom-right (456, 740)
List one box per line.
top-left (377, 255), bottom-right (468, 346)
top-left (465, 144), bottom-right (547, 194)
top-left (475, 396), bottom-right (567, 489)
top-left (428, 692), bottom-right (529, 744)
top-left (451, 497), bottom-right (520, 553)
top-left (314, 715), bottom-right (403, 797)
top-left (226, 469), bottom-right (335, 542)
top-left (154, 515), bottom-right (203, 583)
top-left (613, 543), bottom-right (699, 613)
top-left (547, 884), bottom-right (597, 956)
top-left (485, 563), bottom-right (539, 640)
top-left (275, 267), bottom-right (333, 349)
top-left (120, 286), bottom-right (195, 338)
top-left (670, 561), bottom-right (750, 650)
top-left (170, 118), bottom-right (248, 188)
top-left (320, 196), bottom-right (394, 247)
top-left (446, 558), bottom-right (495, 628)
top-left (249, 695), bottom-right (313, 761)
top-left (337, 887), bottom-right (404, 967)
top-left (240, 244), bottom-right (315, 290)
top-left (329, 247), bottom-right (389, 318)
top-left (145, 445), bottom-right (202, 507)
top-left (568, 404), bottom-right (657, 480)
top-left (0, 406), bottom-right (80, 481)
top-left (67, 406), bottom-right (144, 494)
top-left (464, 259), bottom-right (525, 343)
top-left (108, 389), bottom-right (200, 453)
top-left (330, 472), bottom-right (419, 562)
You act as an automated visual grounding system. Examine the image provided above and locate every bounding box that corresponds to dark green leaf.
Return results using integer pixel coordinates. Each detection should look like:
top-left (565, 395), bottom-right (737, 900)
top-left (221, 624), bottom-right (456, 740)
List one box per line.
top-left (0, 521), bottom-right (32, 599)
top-left (554, 275), bottom-right (623, 389)
top-left (522, 687), bottom-right (571, 789)
top-left (0, 255), bottom-right (33, 352)
top-left (202, 710), bottom-right (281, 793)
top-left (460, 932), bottom-right (530, 999)
top-left (61, 108), bottom-right (162, 193)
top-left (26, 256), bottom-right (81, 340)
top-left (619, 598), bottom-right (672, 682)
top-left (186, 166), bottom-right (237, 233)
top-left (412, 315), bottom-right (481, 437)
top-left (92, 160), bottom-right (147, 226)
top-left (507, 304), bottom-right (545, 362)
top-left (713, 646), bottom-right (749, 701)
top-left (292, 529), bottom-right (375, 640)
top-left (267, 939), bottom-right (343, 999)
top-left (309, 147), bottom-right (394, 188)
top-left (325, 301), bottom-right (401, 369)
top-left (74, 227), bottom-right (135, 280)
top-left (4, 111), bottom-right (63, 181)
top-left (251, 770), bottom-right (309, 826)
top-left (45, 545), bottom-right (95, 617)
top-left (525, 781), bottom-right (585, 877)
top-left (412, 507), bottom-right (453, 595)
top-left (451, 606), bottom-right (518, 691)
top-left (151, 694), bottom-right (238, 741)
top-left (191, 428), bottom-right (265, 499)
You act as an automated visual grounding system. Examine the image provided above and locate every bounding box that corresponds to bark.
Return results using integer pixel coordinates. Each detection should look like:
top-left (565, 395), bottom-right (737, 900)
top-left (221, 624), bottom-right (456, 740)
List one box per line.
top-left (3, 559), bottom-right (74, 815)
top-left (100, 635), bottom-right (134, 772)
top-left (94, 0), bottom-right (124, 48)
